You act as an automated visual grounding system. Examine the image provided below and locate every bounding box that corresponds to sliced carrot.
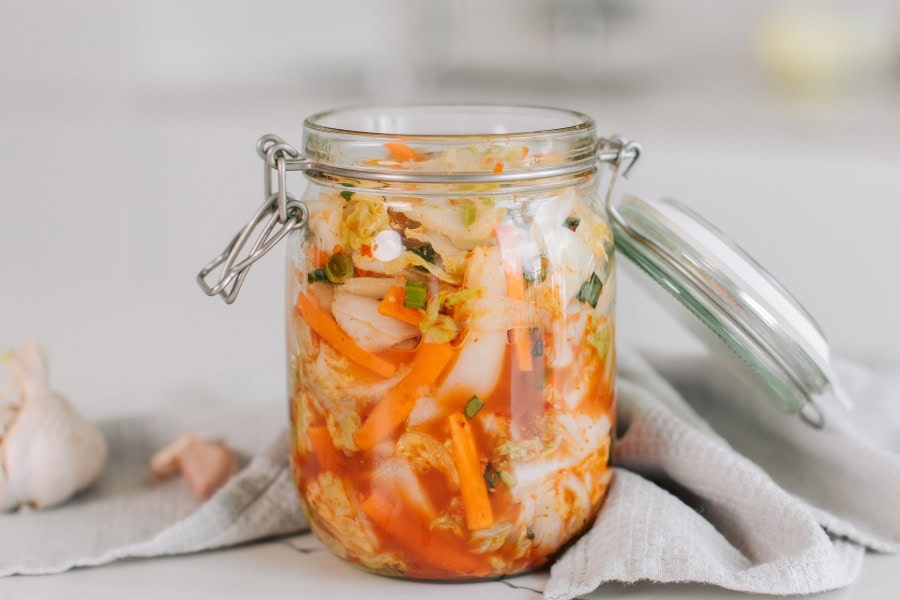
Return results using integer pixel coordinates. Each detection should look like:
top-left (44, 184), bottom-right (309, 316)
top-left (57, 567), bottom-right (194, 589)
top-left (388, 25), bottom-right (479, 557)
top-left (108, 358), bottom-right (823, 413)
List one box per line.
top-left (354, 343), bottom-right (456, 451)
top-left (495, 226), bottom-right (533, 372)
top-left (384, 142), bottom-right (422, 162)
top-left (361, 489), bottom-right (488, 576)
top-left (294, 292), bottom-right (397, 378)
top-left (447, 413), bottom-right (493, 530)
top-left (307, 426), bottom-right (342, 473)
top-left (378, 286), bottom-right (425, 326)
top-left (306, 244), bottom-right (329, 269)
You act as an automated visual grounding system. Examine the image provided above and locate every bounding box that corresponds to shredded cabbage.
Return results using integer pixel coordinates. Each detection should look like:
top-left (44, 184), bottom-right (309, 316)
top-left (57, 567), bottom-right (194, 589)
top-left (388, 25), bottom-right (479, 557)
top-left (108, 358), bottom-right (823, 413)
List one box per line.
top-left (305, 472), bottom-right (378, 557)
top-left (383, 251), bottom-right (462, 285)
top-left (587, 316), bottom-right (611, 362)
top-left (326, 410), bottom-right (361, 454)
top-left (343, 194), bottom-right (390, 252)
top-left (396, 431), bottom-right (459, 491)
top-left (418, 293), bottom-right (460, 344)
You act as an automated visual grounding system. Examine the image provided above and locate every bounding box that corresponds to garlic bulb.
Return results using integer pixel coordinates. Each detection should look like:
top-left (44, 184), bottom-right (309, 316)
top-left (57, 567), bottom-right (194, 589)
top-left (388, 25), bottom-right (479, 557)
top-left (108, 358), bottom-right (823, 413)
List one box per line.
top-left (0, 341), bottom-right (107, 510)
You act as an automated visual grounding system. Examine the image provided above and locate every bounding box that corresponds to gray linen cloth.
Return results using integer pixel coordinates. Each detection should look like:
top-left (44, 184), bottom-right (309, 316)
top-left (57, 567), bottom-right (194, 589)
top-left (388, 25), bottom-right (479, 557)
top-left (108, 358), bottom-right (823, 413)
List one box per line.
top-left (1, 350), bottom-right (898, 600)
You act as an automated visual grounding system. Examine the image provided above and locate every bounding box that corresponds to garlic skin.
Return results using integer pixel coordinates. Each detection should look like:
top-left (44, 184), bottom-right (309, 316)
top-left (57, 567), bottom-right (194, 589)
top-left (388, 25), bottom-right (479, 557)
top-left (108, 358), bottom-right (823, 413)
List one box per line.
top-left (0, 341), bottom-right (107, 511)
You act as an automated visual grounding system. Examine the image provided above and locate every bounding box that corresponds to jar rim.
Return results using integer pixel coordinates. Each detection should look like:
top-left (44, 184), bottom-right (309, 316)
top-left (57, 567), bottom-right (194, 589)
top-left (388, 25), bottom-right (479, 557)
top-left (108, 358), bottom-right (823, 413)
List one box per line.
top-left (303, 103), bottom-right (596, 141)
top-left (300, 104), bottom-right (605, 185)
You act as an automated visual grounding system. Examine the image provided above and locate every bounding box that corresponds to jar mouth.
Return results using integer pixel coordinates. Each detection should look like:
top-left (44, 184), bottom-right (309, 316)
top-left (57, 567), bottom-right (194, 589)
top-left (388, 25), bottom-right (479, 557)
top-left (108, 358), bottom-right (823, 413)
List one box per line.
top-left (304, 104), bottom-right (595, 140)
top-left (301, 104), bottom-right (601, 185)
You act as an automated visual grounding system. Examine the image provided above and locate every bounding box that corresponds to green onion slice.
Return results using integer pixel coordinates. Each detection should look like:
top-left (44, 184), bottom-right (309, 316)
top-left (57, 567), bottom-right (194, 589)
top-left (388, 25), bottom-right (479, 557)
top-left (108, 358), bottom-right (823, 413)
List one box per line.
top-left (564, 216), bottom-right (581, 231)
top-left (523, 255), bottom-right (549, 284)
top-left (324, 252), bottom-right (354, 283)
top-left (577, 273), bottom-right (603, 308)
top-left (404, 281), bottom-right (427, 309)
top-left (307, 268), bottom-right (329, 283)
top-left (461, 205), bottom-right (477, 227)
top-left (463, 395), bottom-right (484, 419)
top-left (484, 462), bottom-right (499, 489)
top-left (339, 190), bottom-right (354, 201)
top-left (408, 242), bottom-right (436, 264)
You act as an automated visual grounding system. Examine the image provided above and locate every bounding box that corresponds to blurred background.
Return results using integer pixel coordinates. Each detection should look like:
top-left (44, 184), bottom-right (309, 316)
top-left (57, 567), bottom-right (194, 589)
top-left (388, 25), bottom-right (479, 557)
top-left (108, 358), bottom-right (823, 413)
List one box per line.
top-left (1, 0), bottom-right (899, 420)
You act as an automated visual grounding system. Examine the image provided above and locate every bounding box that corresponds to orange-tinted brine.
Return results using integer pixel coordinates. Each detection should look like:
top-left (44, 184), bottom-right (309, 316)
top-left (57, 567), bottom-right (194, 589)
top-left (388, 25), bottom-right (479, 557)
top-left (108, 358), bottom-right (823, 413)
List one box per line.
top-left (287, 143), bottom-right (615, 579)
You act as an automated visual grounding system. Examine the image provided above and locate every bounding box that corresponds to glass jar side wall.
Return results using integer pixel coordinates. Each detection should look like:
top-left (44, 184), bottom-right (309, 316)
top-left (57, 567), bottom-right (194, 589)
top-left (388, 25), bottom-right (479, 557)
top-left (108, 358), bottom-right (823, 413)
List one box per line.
top-left (285, 177), bottom-right (616, 579)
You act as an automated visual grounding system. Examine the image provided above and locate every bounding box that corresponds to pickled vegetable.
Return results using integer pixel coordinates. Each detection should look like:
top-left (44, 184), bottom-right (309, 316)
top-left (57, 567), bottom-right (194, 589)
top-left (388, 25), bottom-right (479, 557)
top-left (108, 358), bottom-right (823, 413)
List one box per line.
top-left (288, 142), bottom-right (615, 580)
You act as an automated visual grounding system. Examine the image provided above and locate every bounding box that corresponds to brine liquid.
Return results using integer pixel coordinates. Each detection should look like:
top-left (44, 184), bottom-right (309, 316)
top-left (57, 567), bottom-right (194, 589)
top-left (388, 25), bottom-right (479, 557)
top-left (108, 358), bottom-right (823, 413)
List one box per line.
top-left (286, 160), bottom-right (615, 579)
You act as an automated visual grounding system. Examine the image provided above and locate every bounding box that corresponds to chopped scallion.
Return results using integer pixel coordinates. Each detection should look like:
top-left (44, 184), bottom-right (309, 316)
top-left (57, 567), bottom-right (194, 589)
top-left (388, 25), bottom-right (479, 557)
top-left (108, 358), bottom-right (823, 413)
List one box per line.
top-left (484, 462), bottom-right (499, 489)
top-left (499, 470), bottom-right (515, 487)
top-left (531, 338), bottom-right (544, 357)
top-left (523, 255), bottom-right (549, 284)
top-left (339, 190), bottom-right (354, 201)
top-left (404, 281), bottom-right (427, 310)
top-left (564, 216), bottom-right (581, 231)
top-left (307, 268), bottom-right (328, 283)
top-left (526, 529), bottom-right (535, 540)
top-left (463, 395), bottom-right (484, 419)
top-left (408, 242), bottom-right (436, 264)
top-left (461, 205), bottom-right (477, 227)
top-left (576, 272), bottom-right (603, 308)
top-left (324, 252), bottom-right (353, 283)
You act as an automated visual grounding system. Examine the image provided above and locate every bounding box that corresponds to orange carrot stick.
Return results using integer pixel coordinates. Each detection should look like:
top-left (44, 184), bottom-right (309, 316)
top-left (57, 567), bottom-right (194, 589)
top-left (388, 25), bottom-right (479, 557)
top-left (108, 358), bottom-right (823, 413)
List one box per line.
top-left (307, 426), bottom-right (342, 473)
top-left (384, 142), bottom-right (423, 162)
top-left (354, 343), bottom-right (456, 451)
top-left (360, 490), bottom-right (488, 576)
top-left (495, 226), bottom-right (533, 372)
top-left (378, 286), bottom-right (425, 326)
top-left (447, 413), bottom-right (493, 530)
top-left (294, 292), bottom-right (397, 378)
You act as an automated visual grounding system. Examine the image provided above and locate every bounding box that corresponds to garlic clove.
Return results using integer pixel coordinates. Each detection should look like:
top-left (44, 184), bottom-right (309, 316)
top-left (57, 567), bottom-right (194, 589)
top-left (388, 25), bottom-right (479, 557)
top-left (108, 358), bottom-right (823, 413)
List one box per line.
top-left (149, 433), bottom-right (203, 480)
top-left (178, 440), bottom-right (238, 499)
top-left (150, 435), bottom-right (238, 500)
top-left (0, 341), bottom-right (107, 511)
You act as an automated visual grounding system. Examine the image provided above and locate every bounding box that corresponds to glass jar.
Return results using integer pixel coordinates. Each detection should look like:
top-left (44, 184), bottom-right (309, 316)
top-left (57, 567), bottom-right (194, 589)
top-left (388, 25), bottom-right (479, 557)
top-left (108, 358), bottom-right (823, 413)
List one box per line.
top-left (200, 104), bottom-right (855, 581)
top-left (198, 105), bottom-right (641, 580)
top-left (286, 105), bottom-right (620, 579)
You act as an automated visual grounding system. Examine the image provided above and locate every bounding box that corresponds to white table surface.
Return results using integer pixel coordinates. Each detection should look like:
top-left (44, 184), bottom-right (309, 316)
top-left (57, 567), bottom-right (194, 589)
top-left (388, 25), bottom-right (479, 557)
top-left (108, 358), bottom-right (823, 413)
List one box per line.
top-left (2, 532), bottom-right (898, 600)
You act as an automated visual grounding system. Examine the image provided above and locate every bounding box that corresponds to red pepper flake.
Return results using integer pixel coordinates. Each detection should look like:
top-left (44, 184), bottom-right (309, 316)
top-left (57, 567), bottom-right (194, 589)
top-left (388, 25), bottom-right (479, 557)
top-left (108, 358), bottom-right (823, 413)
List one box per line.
top-left (332, 244), bottom-right (344, 255)
top-left (360, 244), bottom-right (373, 258)
top-left (521, 147), bottom-right (529, 158)
top-left (493, 160), bottom-right (504, 174)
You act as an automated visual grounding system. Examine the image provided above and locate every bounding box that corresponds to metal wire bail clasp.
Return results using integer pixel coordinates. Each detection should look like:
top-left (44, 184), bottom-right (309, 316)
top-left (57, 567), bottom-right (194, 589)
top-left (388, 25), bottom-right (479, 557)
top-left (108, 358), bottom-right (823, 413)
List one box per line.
top-left (197, 135), bottom-right (310, 304)
top-left (597, 136), bottom-right (642, 208)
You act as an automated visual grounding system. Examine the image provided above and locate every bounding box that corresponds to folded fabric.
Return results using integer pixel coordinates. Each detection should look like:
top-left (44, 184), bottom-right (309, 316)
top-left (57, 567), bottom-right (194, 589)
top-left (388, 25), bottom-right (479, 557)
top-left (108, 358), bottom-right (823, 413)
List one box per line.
top-left (545, 351), bottom-right (900, 599)
top-left (0, 404), bottom-right (306, 577)
top-left (2, 350), bottom-right (898, 600)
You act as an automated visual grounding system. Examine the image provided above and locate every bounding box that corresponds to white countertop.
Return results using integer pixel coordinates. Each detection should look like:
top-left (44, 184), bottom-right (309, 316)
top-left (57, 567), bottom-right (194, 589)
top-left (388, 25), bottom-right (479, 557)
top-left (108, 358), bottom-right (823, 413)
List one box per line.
top-left (2, 532), bottom-right (898, 600)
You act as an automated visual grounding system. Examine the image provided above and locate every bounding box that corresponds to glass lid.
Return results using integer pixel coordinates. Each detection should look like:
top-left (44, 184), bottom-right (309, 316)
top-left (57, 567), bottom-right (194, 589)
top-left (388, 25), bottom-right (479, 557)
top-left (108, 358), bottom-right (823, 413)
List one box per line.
top-left (609, 193), bottom-right (852, 428)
